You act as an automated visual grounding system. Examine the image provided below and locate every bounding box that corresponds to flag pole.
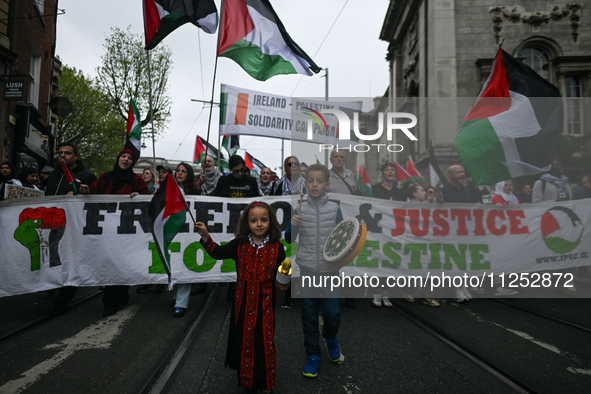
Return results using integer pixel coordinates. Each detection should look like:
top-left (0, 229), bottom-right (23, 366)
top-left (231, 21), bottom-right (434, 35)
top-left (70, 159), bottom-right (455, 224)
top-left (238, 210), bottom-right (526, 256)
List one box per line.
top-left (207, 0), bottom-right (224, 171)
top-left (146, 49), bottom-right (158, 190)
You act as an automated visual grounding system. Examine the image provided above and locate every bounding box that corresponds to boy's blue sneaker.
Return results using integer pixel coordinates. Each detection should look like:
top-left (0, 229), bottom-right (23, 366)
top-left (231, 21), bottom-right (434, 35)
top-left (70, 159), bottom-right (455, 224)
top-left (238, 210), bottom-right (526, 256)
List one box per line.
top-left (302, 355), bottom-right (320, 377)
top-left (325, 336), bottom-right (345, 363)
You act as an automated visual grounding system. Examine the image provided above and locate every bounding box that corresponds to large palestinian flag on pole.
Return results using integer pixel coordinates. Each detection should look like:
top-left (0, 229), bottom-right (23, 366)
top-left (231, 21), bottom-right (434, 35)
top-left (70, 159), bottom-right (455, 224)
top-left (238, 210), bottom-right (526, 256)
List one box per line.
top-left (143, 0), bottom-right (218, 50)
top-left (148, 173), bottom-right (187, 279)
top-left (217, 0), bottom-right (321, 81)
top-left (455, 48), bottom-right (563, 185)
top-left (124, 98), bottom-right (142, 161)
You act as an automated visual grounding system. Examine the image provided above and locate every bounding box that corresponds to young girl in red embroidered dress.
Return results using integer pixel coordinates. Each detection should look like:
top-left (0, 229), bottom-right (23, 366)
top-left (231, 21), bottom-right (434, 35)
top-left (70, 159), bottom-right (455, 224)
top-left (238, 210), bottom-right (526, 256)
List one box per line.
top-left (194, 201), bottom-right (288, 394)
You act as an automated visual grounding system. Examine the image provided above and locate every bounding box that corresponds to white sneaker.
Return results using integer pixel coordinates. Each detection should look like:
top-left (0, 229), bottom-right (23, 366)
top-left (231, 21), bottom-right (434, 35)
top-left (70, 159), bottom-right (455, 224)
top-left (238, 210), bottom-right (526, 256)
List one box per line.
top-left (381, 296), bottom-right (392, 307)
top-left (454, 289), bottom-right (467, 303)
top-left (402, 292), bottom-right (415, 302)
top-left (461, 286), bottom-right (473, 300)
top-left (493, 287), bottom-right (518, 296)
top-left (372, 294), bottom-right (382, 307)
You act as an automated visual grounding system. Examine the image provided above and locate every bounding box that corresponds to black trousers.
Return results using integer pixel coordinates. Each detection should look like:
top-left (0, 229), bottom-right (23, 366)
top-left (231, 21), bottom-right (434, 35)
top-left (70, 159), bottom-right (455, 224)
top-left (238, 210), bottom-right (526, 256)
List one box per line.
top-left (102, 286), bottom-right (130, 307)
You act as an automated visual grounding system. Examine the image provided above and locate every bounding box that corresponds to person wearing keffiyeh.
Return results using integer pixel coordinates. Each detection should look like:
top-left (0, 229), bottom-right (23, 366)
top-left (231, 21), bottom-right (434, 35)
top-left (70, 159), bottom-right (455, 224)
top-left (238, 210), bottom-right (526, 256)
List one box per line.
top-left (197, 155), bottom-right (222, 196)
top-left (272, 156), bottom-right (305, 196)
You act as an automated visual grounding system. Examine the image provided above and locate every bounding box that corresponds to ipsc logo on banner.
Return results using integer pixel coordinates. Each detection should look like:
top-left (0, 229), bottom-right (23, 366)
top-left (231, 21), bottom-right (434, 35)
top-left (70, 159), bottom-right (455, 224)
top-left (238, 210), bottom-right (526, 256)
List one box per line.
top-left (301, 107), bottom-right (418, 153)
top-left (541, 207), bottom-right (583, 254)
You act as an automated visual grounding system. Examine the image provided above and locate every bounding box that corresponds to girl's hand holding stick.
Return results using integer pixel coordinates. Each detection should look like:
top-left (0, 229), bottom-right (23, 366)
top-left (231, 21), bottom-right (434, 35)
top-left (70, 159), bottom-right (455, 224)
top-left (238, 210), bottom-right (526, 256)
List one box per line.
top-left (194, 222), bottom-right (209, 240)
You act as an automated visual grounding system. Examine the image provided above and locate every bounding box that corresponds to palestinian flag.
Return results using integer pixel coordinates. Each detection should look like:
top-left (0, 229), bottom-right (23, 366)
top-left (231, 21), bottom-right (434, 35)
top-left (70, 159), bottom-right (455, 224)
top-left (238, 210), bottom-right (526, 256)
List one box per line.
top-left (218, 0), bottom-right (321, 81)
top-left (143, 0), bottom-right (218, 50)
top-left (124, 98), bottom-right (142, 161)
top-left (405, 157), bottom-right (422, 183)
top-left (456, 48), bottom-right (563, 185)
top-left (245, 151), bottom-right (267, 178)
top-left (392, 162), bottom-right (412, 185)
top-left (148, 173), bottom-right (187, 277)
top-left (356, 165), bottom-right (373, 197)
top-left (59, 158), bottom-right (77, 195)
top-left (194, 136), bottom-right (229, 172)
top-left (222, 135), bottom-right (240, 156)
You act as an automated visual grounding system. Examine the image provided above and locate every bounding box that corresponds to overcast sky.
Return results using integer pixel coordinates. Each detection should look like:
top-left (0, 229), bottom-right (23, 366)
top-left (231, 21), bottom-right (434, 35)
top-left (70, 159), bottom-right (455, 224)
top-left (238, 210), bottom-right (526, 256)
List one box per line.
top-left (56, 0), bottom-right (390, 172)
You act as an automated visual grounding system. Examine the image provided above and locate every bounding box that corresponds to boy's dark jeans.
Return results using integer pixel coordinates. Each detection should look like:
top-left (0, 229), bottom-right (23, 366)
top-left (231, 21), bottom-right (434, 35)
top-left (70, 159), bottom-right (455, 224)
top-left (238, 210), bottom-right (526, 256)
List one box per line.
top-left (299, 269), bottom-right (342, 357)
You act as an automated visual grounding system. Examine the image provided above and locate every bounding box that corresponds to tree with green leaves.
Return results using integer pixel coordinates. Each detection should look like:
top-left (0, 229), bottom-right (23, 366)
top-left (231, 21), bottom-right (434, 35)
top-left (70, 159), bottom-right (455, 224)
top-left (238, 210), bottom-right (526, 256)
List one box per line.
top-left (96, 26), bottom-right (173, 135)
top-left (56, 66), bottom-right (125, 174)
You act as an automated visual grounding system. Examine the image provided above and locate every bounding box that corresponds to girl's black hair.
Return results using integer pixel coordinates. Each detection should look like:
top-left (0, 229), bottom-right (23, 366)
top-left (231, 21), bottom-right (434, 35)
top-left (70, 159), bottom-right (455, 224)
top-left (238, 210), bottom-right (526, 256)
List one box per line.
top-left (235, 201), bottom-right (281, 243)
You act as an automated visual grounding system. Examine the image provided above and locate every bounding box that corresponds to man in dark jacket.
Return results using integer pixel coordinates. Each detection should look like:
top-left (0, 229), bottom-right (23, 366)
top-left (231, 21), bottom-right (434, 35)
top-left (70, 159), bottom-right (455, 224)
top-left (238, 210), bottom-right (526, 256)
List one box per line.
top-left (49, 143), bottom-right (97, 314)
top-left (46, 143), bottom-right (97, 196)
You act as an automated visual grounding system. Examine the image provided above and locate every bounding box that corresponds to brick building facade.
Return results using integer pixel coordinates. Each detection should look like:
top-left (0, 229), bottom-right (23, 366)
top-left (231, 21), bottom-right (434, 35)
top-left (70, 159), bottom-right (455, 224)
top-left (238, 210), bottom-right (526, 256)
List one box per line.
top-left (0, 0), bottom-right (59, 175)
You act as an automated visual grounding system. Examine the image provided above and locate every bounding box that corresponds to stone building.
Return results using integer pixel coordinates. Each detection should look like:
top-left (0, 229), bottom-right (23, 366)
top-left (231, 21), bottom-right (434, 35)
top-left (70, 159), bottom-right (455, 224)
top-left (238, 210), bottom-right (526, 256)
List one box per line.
top-left (0, 0), bottom-right (60, 173)
top-left (375, 0), bottom-right (590, 184)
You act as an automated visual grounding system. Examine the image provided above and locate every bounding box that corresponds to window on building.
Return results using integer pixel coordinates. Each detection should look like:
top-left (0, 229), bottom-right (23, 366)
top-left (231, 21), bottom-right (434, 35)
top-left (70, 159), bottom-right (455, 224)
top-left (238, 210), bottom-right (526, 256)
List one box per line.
top-left (518, 47), bottom-right (551, 81)
top-left (29, 45), bottom-right (41, 108)
top-left (565, 76), bottom-right (583, 136)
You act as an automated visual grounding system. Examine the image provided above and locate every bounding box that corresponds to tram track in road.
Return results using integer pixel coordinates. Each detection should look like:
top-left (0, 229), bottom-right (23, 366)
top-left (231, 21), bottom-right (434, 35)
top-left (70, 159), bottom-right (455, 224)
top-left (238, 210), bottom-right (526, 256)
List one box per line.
top-left (136, 284), bottom-right (222, 394)
top-left (389, 301), bottom-right (537, 394)
top-left (492, 299), bottom-right (591, 333)
top-left (0, 288), bottom-right (103, 343)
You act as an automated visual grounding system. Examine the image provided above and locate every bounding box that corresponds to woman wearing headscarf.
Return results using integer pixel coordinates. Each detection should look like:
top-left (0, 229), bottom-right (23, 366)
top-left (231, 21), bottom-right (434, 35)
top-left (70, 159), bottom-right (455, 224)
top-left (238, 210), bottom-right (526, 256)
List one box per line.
top-left (492, 180), bottom-right (520, 206)
top-left (79, 149), bottom-right (149, 317)
top-left (197, 155), bottom-right (222, 196)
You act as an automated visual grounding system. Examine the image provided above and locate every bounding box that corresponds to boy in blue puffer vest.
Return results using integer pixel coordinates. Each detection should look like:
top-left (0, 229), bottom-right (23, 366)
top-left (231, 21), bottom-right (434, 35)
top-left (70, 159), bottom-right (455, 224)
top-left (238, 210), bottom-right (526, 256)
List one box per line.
top-left (284, 163), bottom-right (344, 378)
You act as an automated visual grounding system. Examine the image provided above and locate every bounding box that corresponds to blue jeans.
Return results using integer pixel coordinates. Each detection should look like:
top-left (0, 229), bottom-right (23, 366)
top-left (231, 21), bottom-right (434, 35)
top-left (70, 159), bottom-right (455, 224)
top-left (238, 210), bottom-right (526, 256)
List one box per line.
top-left (300, 296), bottom-right (341, 357)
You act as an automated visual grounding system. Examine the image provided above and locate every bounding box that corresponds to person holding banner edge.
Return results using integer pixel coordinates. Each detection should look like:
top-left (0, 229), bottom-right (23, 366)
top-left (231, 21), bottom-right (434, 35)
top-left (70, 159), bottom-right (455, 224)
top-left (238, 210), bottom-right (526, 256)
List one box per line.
top-left (79, 149), bottom-right (149, 317)
top-left (48, 143), bottom-right (97, 314)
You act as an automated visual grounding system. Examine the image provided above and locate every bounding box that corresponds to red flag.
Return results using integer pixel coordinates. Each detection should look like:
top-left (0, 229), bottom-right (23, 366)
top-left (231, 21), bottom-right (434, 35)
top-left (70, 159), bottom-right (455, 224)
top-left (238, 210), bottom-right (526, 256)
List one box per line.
top-left (59, 158), bottom-right (77, 195)
top-left (392, 162), bottom-right (411, 185)
top-left (244, 151), bottom-right (253, 170)
top-left (405, 157), bottom-right (422, 180)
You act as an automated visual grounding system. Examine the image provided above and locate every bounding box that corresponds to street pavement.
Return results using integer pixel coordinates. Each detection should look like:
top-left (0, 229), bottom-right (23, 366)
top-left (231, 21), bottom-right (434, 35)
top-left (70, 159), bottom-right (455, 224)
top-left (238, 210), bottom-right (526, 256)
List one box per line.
top-left (1, 286), bottom-right (590, 394)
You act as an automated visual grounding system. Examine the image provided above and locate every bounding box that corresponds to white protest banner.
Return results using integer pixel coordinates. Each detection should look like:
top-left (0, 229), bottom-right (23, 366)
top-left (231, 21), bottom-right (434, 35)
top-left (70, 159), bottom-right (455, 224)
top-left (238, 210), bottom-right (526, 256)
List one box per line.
top-left (219, 83), bottom-right (362, 144)
top-left (1, 194), bottom-right (589, 297)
